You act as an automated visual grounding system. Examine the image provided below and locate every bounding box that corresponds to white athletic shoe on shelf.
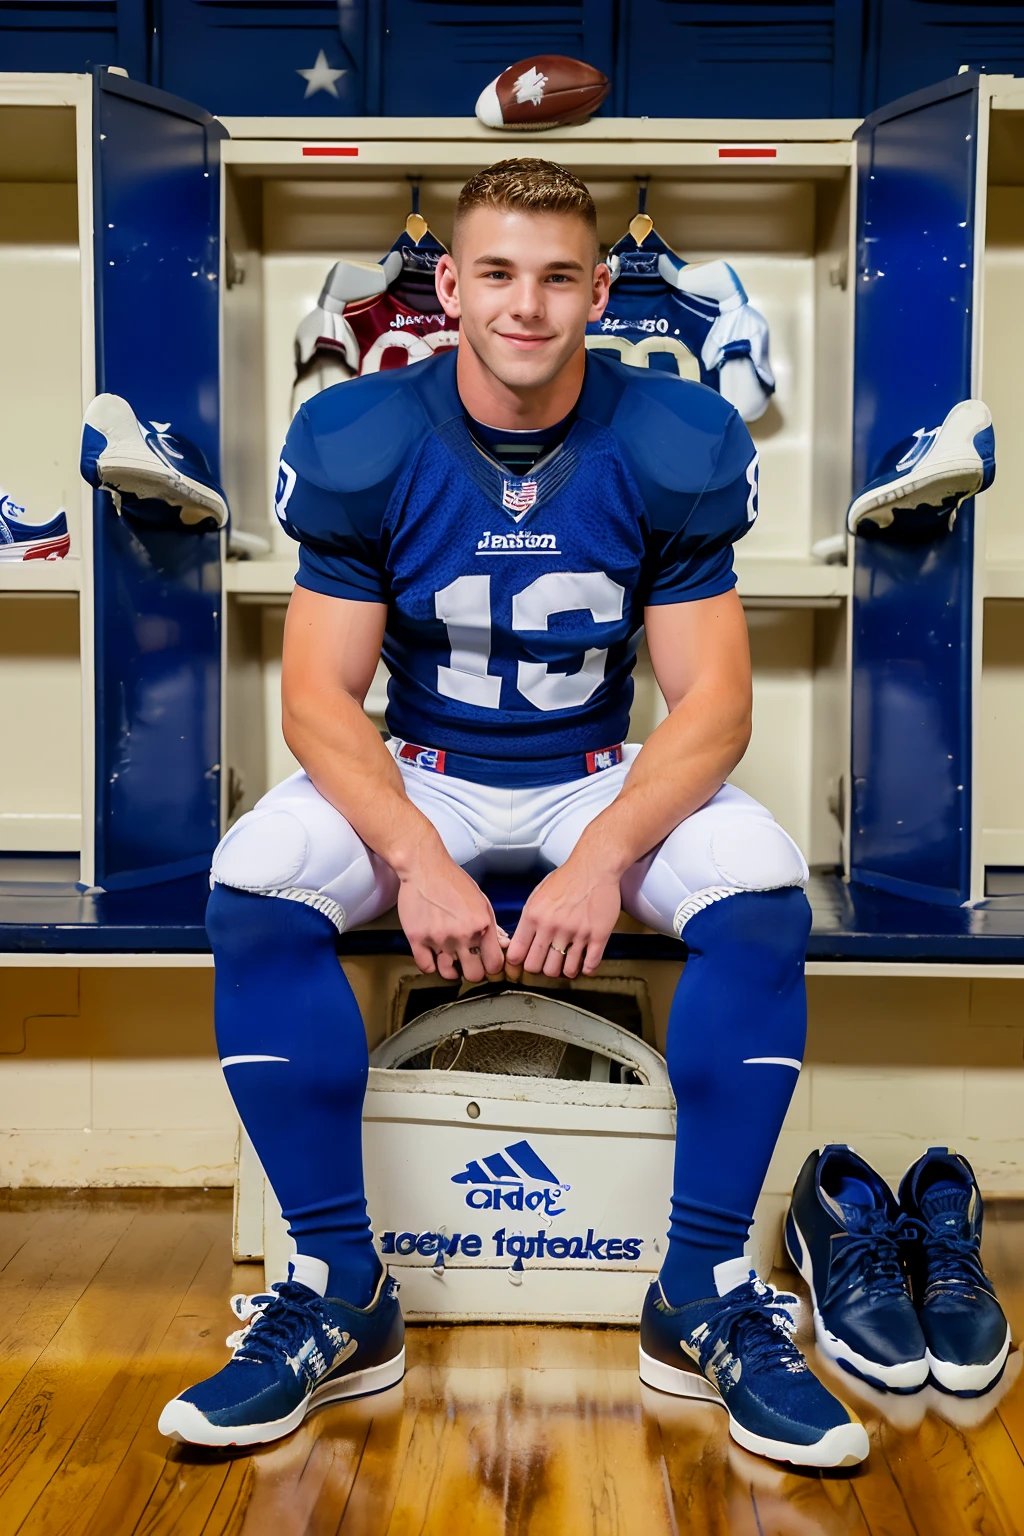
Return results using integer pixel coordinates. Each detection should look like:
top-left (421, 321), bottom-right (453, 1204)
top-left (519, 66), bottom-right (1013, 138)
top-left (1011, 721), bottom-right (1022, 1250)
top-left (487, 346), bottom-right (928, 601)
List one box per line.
top-left (81, 393), bottom-right (228, 529)
top-left (0, 490), bottom-right (70, 561)
top-left (847, 399), bottom-right (995, 533)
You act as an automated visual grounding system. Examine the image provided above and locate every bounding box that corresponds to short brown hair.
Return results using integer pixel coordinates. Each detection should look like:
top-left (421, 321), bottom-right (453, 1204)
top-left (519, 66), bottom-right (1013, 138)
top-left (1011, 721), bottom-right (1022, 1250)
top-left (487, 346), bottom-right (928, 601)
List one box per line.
top-left (453, 158), bottom-right (597, 250)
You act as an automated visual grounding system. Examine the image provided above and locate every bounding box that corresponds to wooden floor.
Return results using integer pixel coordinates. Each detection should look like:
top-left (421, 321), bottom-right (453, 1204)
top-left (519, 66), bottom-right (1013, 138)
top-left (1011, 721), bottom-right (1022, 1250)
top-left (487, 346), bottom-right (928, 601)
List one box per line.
top-left (2, 1192), bottom-right (1024, 1536)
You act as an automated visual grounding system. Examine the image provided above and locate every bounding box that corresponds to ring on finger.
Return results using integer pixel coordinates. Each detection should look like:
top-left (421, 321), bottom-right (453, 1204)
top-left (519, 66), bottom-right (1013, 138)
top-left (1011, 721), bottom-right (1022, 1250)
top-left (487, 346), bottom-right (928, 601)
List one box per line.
top-left (549, 942), bottom-right (569, 955)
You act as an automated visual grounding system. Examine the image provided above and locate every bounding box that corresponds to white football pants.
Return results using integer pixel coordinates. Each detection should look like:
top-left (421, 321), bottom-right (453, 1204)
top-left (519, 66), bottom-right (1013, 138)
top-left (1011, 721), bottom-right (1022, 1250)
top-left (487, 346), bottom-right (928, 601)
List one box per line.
top-left (211, 742), bottom-right (808, 939)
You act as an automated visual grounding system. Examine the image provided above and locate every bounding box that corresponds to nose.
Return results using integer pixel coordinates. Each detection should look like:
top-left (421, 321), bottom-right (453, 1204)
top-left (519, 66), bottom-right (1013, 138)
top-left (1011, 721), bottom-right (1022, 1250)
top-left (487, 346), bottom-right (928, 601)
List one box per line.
top-left (506, 276), bottom-right (545, 322)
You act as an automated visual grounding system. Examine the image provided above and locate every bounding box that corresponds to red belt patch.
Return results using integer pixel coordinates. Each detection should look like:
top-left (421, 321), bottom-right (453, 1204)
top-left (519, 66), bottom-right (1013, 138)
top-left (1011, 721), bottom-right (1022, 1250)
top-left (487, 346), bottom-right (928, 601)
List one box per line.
top-left (398, 742), bottom-right (446, 773)
top-left (586, 745), bottom-right (624, 774)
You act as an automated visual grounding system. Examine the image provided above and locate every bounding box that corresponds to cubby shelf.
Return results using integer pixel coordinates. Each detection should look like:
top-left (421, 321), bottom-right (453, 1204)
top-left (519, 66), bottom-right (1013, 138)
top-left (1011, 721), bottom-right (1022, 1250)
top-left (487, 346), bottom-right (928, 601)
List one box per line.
top-left (0, 560), bottom-right (81, 593)
top-left (985, 563), bottom-right (1024, 599)
top-left (224, 555), bottom-right (297, 595)
top-left (734, 555), bottom-right (849, 601)
top-left (223, 554), bottom-right (850, 603)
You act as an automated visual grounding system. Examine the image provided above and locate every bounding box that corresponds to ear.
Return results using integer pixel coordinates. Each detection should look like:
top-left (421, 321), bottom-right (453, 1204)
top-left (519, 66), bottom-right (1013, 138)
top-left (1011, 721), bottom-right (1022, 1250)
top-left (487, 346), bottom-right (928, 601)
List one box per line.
top-left (435, 254), bottom-right (461, 320)
top-left (588, 261), bottom-right (611, 325)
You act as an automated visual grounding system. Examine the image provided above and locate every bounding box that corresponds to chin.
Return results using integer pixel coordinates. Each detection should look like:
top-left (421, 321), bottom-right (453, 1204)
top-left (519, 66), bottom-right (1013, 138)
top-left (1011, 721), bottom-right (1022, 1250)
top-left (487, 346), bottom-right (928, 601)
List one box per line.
top-left (488, 348), bottom-right (566, 392)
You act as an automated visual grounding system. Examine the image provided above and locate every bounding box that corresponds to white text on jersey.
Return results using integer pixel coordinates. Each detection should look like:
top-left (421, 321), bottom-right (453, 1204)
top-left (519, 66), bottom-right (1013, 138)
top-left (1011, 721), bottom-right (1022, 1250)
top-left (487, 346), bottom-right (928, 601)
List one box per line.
top-left (476, 530), bottom-right (561, 556)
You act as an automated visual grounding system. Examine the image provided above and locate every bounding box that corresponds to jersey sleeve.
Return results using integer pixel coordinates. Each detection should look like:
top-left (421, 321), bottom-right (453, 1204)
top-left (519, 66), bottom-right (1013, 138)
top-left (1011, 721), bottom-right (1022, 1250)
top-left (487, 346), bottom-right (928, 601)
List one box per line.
top-left (644, 399), bottom-right (758, 606)
top-left (275, 402), bottom-right (388, 603)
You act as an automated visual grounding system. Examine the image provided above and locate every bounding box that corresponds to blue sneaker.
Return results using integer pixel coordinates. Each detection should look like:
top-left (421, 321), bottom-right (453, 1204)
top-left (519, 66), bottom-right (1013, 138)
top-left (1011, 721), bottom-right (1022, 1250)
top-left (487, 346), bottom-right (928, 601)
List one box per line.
top-left (639, 1258), bottom-right (868, 1468)
top-left (847, 399), bottom-right (995, 533)
top-left (81, 393), bottom-right (228, 529)
top-left (0, 491), bottom-right (69, 562)
top-left (899, 1148), bottom-right (1011, 1397)
top-left (786, 1146), bottom-right (928, 1393)
top-left (158, 1257), bottom-right (405, 1447)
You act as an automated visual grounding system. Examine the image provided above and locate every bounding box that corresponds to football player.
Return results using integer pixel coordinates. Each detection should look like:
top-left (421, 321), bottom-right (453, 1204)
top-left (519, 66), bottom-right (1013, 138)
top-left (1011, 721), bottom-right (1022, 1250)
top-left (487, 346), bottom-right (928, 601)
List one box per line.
top-left (160, 158), bottom-right (867, 1468)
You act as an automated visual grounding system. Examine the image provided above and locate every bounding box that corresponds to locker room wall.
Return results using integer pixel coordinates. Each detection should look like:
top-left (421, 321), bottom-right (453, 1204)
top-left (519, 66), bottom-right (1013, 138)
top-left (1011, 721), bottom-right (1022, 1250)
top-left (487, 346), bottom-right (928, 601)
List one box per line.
top-left (5, 2), bottom-right (1024, 121)
top-left (3, 967), bottom-right (1023, 1254)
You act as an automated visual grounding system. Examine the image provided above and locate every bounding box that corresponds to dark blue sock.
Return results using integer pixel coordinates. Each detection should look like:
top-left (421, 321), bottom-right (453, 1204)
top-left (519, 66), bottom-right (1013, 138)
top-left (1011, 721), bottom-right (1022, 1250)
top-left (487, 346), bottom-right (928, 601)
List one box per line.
top-left (659, 887), bottom-right (811, 1305)
top-left (207, 883), bottom-right (381, 1307)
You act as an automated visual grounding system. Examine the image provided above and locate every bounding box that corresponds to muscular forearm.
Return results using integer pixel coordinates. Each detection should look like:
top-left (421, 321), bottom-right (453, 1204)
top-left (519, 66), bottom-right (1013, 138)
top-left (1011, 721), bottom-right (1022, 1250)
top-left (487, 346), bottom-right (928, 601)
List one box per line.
top-left (283, 687), bottom-right (445, 878)
top-left (573, 682), bottom-right (750, 879)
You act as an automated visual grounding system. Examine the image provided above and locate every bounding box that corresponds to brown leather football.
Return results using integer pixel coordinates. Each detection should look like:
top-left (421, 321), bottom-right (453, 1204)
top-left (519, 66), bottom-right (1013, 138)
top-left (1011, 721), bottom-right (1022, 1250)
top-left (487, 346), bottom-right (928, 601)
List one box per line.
top-left (475, 55), bottom-right (610, 131)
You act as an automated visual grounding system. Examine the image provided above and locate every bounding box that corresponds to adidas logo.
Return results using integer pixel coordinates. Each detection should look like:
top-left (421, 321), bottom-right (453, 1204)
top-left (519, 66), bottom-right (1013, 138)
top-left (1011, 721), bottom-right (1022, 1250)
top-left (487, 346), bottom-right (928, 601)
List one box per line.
top-left (451, 1138), bottom-right (569, 1216)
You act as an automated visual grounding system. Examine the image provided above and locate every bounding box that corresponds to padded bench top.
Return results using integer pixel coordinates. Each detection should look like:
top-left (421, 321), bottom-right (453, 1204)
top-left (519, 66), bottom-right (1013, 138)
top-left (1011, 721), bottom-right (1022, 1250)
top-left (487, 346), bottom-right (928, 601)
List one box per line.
top-left (0, 867), bottom-right (1022, 962)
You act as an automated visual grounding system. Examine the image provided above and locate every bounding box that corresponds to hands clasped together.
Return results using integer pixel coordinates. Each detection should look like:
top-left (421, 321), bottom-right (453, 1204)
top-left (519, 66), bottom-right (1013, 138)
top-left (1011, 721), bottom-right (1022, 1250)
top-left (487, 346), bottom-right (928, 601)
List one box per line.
top-left (396, 846), bottom-right (623, 984)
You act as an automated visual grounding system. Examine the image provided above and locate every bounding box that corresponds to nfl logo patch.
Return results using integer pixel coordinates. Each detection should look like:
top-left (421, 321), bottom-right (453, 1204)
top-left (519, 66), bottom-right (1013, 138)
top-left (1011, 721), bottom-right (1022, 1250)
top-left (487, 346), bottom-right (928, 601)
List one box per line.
top-left (502, 478), bottom-right (539, 515)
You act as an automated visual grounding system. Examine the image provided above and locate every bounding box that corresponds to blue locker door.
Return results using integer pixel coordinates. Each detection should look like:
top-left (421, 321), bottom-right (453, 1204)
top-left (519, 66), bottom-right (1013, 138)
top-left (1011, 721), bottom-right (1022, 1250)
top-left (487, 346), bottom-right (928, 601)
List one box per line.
top-left (622, 1), bottom-right (865, 119)
top-left (92, 71), bottom-right (224, 891)
top-left (851, 74), bottom-right (979, 907)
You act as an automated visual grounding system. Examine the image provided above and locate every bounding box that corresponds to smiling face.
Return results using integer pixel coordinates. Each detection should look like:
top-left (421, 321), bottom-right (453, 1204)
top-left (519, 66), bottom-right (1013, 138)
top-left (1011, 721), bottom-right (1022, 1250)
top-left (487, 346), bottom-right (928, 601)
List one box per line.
top-left (436, 204), bottom-right (610, 419)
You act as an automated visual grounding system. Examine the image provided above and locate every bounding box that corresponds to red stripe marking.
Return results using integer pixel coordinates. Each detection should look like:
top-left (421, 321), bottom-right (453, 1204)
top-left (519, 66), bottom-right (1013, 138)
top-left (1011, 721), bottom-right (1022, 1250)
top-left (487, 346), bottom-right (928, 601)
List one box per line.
top-left (302, 145), bottom-right (359, 157)
top-left (23, 536), bottom-right (70, 561)
top-left (718, 146), bottom-right (777, 159)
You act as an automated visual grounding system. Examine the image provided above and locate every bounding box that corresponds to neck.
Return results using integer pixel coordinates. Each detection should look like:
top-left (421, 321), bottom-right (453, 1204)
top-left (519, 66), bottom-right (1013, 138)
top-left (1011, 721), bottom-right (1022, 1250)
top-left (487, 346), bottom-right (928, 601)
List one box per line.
top-left (455, 340), bottom-right (585, 430)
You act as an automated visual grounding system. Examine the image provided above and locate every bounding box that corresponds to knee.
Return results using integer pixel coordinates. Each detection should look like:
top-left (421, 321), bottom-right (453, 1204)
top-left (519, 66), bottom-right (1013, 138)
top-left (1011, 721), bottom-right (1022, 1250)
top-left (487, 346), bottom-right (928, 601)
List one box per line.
top-left (207, 881), bottom-right (279, 962)
top-left (705, 814), bottom-right (808, 894)
top-left (206, 881), bottom-right (339, 964)
top-left (683, 887), bottom-right (811, 977)
top-left (656, 805), bottom-right (808, 939)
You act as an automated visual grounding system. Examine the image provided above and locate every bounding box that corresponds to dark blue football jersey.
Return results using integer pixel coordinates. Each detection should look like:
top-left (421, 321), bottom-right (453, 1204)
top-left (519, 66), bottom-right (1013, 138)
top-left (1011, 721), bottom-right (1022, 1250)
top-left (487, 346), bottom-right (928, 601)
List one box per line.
top-left (586, 230), bottom-right (774, 422)
top-left (276, 347), bottom-right (757, 787)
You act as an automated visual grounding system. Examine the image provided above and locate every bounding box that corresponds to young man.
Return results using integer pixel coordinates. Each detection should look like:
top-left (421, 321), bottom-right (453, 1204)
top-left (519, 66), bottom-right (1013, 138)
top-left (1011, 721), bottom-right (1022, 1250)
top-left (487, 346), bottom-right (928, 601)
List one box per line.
top-left (159, 160), bottom-right (868, 1468)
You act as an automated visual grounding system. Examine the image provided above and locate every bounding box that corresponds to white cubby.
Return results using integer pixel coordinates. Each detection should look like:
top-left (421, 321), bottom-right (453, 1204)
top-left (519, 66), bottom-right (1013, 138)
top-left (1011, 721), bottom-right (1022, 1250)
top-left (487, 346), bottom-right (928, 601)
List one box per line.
top-left (977, 90), bottom-right (1024, 880)
top-left (0, 594), bottom-right (82, 852)
top-left (0, 77), bottom-right (95, 861)
top-left (220, 118), bottom-right (857, 860)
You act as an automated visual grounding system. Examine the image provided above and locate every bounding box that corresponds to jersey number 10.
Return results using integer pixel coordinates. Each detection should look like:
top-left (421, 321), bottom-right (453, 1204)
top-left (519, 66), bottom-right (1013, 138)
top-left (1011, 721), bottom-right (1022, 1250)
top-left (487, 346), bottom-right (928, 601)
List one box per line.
top-left (435, 571), bottom-right (626, 713)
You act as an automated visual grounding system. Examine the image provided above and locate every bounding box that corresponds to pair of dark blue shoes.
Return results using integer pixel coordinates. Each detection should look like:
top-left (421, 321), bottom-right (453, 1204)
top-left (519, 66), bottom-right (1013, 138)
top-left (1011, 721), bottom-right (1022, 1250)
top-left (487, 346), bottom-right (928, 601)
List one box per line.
top-left (786, 1145), bottom-right (1011, 1398)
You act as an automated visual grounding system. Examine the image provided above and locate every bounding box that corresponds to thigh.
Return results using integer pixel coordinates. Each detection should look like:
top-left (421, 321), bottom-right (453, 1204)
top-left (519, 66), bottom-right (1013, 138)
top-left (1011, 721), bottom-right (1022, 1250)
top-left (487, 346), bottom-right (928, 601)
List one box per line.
top-left (620, 782), bottom-right (809, 938)
top-left (211, 767), bottom-right (487, 933)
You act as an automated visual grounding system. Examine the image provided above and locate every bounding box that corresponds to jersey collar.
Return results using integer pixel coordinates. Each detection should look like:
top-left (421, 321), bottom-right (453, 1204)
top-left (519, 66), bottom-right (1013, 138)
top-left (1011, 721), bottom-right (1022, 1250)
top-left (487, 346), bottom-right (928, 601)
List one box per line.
top-left (421, 349), bottom-right (620, 526)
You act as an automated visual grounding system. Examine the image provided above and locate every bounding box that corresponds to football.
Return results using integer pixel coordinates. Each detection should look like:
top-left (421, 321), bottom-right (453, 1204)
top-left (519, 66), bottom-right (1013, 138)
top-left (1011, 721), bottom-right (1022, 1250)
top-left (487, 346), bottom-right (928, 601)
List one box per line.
top-left (475, 55), bottom-right (610, 131)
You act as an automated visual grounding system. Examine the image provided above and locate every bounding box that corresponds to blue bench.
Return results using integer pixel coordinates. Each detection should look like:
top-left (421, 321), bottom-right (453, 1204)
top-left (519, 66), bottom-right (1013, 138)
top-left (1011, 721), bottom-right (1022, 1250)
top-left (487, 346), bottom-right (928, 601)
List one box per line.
top-left (0, 867), bottom-right (1022, 962)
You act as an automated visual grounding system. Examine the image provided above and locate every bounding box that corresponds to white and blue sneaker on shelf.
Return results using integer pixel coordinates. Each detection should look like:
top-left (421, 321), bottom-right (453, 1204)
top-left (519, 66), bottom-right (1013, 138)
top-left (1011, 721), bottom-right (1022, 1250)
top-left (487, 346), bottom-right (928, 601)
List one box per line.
top-left (847, 399), bottom-right (995, 533)
top-left (899, 1148), bottom-right (1012, 1397)
top-left (0, 490), bottom-right (69, 562)
top-left (81, 393), bottom-right (228, 529)
top-left (158, 1256), bottom-right (405, 1447)
top-left (786, 1145), bottom-right (928, 1394)
top-left (639, 1258), bottom-right (869, 1468)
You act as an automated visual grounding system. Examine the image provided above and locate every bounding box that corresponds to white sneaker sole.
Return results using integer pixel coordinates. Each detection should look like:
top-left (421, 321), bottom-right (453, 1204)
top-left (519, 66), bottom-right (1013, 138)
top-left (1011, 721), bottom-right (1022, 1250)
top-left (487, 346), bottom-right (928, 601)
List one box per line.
top-left (158, 1346), bottom-right (406, 1447)
top-left (847, 399), bottom-right (991, 531)
top-left (786, 1211), bottom-right (929, 1392)
top-left (639, 1346), bottom-right (869, 1468)
top-left (927, 1325), bottom-right (1012, 1396)
top-left (87, 394), bottom-right (227, 528)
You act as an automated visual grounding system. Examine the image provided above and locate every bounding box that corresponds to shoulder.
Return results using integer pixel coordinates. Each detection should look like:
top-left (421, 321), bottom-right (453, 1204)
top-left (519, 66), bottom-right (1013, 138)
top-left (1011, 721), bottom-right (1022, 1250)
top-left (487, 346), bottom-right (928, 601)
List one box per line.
top-left (580, 354), bottom-right (755, 518)
top-left (584, 354), bottom-right (747, 480)
top-left (285, 352), bottom-right (458, 495)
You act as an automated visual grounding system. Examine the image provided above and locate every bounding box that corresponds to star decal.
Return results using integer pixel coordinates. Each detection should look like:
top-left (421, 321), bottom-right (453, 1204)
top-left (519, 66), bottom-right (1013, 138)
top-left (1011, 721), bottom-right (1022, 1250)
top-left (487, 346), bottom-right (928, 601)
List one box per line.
top-left (298, 49), bottom-right (347, 100)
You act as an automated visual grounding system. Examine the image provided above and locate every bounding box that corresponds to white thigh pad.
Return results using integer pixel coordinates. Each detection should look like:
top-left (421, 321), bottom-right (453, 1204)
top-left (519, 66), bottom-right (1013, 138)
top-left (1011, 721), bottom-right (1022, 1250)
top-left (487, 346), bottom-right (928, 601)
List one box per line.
top-left (708, 815), bottom-right (808, 890)
top-left (210, 772), bottom-right (399, 933)
top-left (213, 809), bottom-right (310, 891)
